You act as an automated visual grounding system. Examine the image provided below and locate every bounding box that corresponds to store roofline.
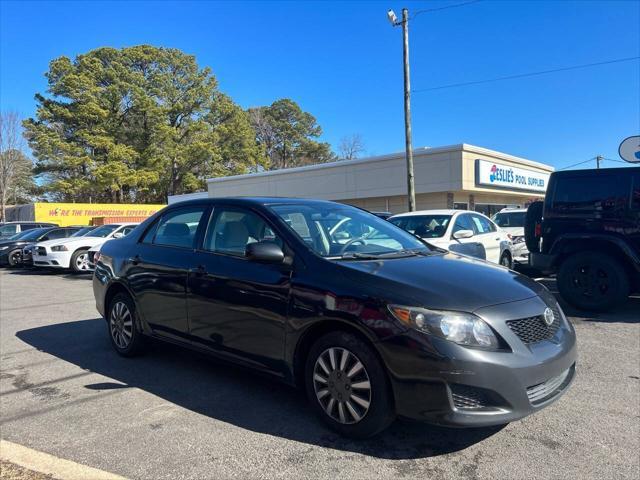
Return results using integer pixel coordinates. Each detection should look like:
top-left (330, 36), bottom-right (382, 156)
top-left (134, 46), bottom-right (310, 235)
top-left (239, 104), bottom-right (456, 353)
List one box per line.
top-left (207, 143), bottom-right (554, 185)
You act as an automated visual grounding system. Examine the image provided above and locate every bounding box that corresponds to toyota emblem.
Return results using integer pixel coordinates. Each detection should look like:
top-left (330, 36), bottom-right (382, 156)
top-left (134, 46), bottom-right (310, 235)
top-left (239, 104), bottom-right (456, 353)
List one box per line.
top-left (543, 308), bottom-right (555, 326)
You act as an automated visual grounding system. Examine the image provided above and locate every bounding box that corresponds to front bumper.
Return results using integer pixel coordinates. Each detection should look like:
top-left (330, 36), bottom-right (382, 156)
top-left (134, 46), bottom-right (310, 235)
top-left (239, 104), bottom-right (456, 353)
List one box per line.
top-left (32, 249), bottom-right (72, 268)
top-left (378, 295), bottom-right (577, 427)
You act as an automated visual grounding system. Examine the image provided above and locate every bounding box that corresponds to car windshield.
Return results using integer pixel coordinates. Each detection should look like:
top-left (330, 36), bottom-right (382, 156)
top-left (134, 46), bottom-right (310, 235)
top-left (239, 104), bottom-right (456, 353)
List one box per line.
top-left (389, 215), bottom-right (452, 238)
top-left (493, 211), bottom-right (526, 227)
top-left (270, 203), bottom-right (430, 258)
top-left (71, 227), bottom-right (97, 237)
top-left (86, 225), bottom-right (119, 238)
top-left (15, 228), bottom-right (50, 241)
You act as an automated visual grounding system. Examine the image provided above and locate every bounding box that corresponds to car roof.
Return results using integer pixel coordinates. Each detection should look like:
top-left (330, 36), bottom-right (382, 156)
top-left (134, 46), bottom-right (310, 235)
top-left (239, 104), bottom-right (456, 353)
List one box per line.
top-left (552, 166), bottom-right (640, 177)
top-left (167, 197), bottom-right (352, 208)
top-left (497, 208), bottom-right (527, 213)
top-left (390, 209), bottom-right (461, 218)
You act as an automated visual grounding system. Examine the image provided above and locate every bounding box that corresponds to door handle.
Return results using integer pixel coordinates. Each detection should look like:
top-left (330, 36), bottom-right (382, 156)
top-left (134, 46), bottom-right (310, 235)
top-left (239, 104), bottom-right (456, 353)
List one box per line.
top-left (193, 264), bottom-right (207, 275)
top-left (128, 255), bottom-right (141, 265)
top-left (495, 237), bottom-right (500, 241)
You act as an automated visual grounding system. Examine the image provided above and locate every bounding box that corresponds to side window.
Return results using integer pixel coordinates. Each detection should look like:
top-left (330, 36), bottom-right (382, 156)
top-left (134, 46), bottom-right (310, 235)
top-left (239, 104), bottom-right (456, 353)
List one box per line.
top-left (22, 224), bottom-right (38, 231)
top-left (452, 214), bottom-right (474, 235)
top-left (470, 214), bottom-right (494, 234)
top-left (204, 208), bottom-right (282, 256)
top-left (0, 224), bottom-right (17, 236)
top-left (46, 229), bottom-right (67, 240)
top-left (151, 207), bottom-right (206, 249)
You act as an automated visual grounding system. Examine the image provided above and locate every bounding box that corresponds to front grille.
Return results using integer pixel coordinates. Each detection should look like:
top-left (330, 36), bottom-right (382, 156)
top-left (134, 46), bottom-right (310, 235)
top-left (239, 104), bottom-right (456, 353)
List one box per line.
top-left (36, 247), bottom-right (46, 256)
top-left (527, 365), bottom-right (574, 405)
top-left (506, 307), bottom-right (561, 345)
top-left (450, 384), bottom-right (489, 410)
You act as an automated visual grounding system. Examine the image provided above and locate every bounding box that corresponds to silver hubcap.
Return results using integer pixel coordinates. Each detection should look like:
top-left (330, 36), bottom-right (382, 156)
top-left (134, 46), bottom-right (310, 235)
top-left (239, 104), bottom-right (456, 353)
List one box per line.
top-left (75, 253), bottom-right (90, 270)
top-left (110, 301), bottom-right (133, 349)
top-left (313, 347), bottom-right (371, 425)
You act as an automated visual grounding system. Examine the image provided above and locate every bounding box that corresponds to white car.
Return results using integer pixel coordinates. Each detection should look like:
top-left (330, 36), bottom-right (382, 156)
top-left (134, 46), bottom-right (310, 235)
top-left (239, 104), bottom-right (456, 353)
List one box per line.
top-left (492, 207), bottom-right (528, 264)
top-left (389, 209), bottom-right (514, 267)
top-left (87, 224), bottom-right (138, 268)
top-left (32, 223), bottom-right (138, 273)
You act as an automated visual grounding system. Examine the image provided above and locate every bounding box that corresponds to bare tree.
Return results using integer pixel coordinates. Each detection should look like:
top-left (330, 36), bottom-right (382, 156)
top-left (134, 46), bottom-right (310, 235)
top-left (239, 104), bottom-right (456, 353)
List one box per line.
top-left (338, 134), bottom-right (365, 160)
top-left (248, 107), bottom-right (277, 168)
top-left (0, 111), bottom-right (32, 221)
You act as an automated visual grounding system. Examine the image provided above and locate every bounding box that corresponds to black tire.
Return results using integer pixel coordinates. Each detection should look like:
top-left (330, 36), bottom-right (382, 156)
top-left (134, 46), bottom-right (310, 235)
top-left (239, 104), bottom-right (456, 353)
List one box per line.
top-left (304, 330), bottom-right (395, 438)
top-left (499, 251), bottom-right (513, 269)
top-left (524, 201), bottom-right (544, 253)
top-left (7, 249), bottom-right (22, 267)
top-left (107, 292), bottom-right (146, 357)
top-left (70, 249), bottom-right (91, 273)
top-left (557, 251), bottom-right (629, 312)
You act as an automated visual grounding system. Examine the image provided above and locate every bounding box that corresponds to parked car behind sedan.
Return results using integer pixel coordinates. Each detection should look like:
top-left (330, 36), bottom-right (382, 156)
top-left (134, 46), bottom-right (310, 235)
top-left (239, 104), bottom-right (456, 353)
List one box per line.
top-left (33, 223), bottom-right (138, 273)
top-left (493, 207), bottom-right (529, 264)
top-left (0, 226), bottom-right (82, 267)
top-left (21, 226), bottom-right (96, 267)
top-left (0, 221), bottom-right (58, 239)
top-left (389, 209), bottom-right (514, 267)
top-left (94, 197), bottom-right (576, 438)
top-left (87, 224), bottom-right (138, 269)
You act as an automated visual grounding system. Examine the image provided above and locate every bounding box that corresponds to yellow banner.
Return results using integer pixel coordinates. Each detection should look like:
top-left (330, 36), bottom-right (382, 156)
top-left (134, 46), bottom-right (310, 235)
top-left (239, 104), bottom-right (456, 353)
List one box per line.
top-left (34, 203), bottom-right (166, 226)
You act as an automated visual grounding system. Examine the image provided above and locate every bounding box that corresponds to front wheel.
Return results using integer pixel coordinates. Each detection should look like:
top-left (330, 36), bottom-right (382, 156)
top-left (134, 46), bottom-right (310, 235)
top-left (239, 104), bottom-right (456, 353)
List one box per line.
top-left (7, 249), bottom-right (22, 267)
top-left (557, 251), bottom-right (629, 311)
top-left (499, 251), bottom-right (513, 269)
top-left (305, 331), bottom-right (395, 438)
top-left (70, 249), bottom-right (91, 273)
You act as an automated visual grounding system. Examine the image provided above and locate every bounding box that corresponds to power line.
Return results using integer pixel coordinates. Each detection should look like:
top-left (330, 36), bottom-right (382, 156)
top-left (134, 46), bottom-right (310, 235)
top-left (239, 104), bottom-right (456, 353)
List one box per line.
top-left (412, 56), bottom-right (640, 93)
top-left (558, 158), bottom-right (596, 171)
top-left (412, 0), bottom-right (483, 19)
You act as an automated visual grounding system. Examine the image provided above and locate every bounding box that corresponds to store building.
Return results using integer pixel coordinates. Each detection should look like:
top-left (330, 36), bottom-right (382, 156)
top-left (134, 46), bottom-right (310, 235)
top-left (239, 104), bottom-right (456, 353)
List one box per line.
top-left (202, 144), bottom-right (553, 216)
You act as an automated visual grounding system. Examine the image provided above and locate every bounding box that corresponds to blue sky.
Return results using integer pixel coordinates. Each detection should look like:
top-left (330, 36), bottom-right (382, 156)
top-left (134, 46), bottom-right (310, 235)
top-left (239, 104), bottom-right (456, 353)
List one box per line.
top-left (1, 0), bottom-right (638, 170)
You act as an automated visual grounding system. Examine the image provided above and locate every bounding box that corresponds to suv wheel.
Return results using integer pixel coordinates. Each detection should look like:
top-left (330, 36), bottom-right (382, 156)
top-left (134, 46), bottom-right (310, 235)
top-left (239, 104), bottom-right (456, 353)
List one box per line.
top-left (70, 249), bottom-right (91, 273)
top-left (305, 331), bottom-right (395, 438)
top-left (557, 251), bottom-right (629, 311)
top-left (107, 293), bottom-right (145, 357)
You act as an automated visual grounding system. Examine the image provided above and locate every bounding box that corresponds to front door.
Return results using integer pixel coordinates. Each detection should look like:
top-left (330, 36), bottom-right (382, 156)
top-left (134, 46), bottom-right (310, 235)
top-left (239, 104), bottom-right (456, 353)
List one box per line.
top-left (187, 206), bottom-right (291, 375)
top-left (128, 205), bottom-right (208, 342)
top-left (469, 213), bottom-right (501, 263)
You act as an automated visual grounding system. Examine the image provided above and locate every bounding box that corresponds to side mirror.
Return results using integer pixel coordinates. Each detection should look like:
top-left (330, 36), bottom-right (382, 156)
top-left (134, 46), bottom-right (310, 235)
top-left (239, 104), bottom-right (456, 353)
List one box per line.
top-left (112, 232), bottom-right (124, 239)
top-left (246, 241), bottom-right (285, 263)
top-left (453, 229), bottom-right (474, 240)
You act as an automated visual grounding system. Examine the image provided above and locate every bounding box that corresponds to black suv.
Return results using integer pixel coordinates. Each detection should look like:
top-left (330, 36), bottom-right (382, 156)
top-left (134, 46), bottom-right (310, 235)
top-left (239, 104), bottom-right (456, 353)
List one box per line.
top-left (526, 167), bottom-right (640, 311)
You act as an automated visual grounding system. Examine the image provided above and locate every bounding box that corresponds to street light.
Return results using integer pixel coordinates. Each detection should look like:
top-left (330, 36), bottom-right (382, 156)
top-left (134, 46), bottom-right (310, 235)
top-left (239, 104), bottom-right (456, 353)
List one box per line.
top-left (388, 8), bottom-right (416, 212)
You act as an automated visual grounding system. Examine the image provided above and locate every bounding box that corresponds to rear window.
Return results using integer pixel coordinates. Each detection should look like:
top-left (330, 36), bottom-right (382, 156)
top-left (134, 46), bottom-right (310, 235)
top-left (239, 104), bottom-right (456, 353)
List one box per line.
top-left (551, 174), bottom-right (630, 215)
top-left (493, 212), bottom-right (526, 227)
top-left (389, 215), bottom-right (452, 238)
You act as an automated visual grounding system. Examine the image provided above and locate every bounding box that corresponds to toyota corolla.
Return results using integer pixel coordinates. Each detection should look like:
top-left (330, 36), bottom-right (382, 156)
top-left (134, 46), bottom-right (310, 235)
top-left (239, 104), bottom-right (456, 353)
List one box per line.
top-left (93, 198), bottom-right (576, 438)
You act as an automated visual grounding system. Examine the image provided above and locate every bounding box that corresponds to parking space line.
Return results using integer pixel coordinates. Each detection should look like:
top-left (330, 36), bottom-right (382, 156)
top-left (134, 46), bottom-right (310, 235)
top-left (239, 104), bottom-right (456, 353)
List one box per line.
top-left (0, 439), bottom-right (128, 480)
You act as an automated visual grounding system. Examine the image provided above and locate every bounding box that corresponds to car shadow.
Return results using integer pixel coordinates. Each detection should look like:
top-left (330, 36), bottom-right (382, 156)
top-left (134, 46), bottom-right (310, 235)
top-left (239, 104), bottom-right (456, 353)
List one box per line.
top-left (16, 319), bottom-right (503, 459)
top-left (6, 268), bottom-right (92, 280)
top-left (536, 278), bottom-right (640, 324)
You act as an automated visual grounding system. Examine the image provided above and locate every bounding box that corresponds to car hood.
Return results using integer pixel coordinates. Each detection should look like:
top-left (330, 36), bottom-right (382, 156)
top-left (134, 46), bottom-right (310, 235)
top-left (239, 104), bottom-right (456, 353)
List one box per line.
top-left (338, 251), bottom-right (544, 312)
top-left (0, 240), bottom-right (28, 248)
top-left (35, 236), bottom-right (106, 248)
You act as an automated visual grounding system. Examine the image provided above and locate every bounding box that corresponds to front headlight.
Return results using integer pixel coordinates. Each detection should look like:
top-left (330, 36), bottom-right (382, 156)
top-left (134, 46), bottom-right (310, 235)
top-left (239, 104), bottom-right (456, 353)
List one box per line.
top-left (51, 245), bottom-right (68, 252)
top-left (388, 305), bottom-right (499, 349)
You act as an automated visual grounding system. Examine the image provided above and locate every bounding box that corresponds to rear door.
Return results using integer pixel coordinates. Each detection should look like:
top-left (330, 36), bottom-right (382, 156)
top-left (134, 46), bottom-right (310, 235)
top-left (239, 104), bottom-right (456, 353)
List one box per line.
top-left (128, 205), bottom-right (209, 342)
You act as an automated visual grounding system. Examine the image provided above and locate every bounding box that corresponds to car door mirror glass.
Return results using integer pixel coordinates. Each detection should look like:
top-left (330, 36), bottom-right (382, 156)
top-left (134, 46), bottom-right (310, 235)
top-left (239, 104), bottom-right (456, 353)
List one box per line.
top-left (453, 229), bottom-right (474, 240)
top-left (112, 232), bottom-right (124, 239)
top-left (246, 241), bottom-right (285, 263)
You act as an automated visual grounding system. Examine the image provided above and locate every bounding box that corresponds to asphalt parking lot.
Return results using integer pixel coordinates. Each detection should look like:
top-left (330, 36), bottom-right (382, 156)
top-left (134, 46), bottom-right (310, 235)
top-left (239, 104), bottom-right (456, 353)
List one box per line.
top-left (1, 268), bottom-right (639, 480)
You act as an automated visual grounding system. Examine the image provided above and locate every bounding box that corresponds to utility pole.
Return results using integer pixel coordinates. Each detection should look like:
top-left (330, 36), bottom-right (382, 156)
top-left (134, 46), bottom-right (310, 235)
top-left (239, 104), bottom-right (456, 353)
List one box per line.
top-left (596, 155), bottom-right (603, 169)
top-left (388, 8), bottom-right (416, 211)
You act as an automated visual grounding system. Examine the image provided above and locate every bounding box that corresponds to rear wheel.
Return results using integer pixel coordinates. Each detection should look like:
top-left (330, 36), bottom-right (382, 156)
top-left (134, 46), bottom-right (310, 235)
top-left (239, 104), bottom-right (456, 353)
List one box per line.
top-left (70, 249), bottom-right (91, 273)
top-left (107, 292), bottom-right (145, 357)
top-left (305, 331), bottom-right (395, 438)
top-left (557, 251), bottom-right (629, 311)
